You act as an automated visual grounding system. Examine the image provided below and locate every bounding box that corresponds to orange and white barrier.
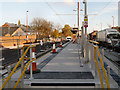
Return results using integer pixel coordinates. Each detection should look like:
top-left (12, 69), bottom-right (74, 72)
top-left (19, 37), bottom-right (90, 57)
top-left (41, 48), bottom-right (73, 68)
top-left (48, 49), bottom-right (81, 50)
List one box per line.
top-left (52, 41), bottom-right (56, 53)
top-left (60, 40), bottom-right (62, 47)
top-left (26, 47), bottom-right (40, 74)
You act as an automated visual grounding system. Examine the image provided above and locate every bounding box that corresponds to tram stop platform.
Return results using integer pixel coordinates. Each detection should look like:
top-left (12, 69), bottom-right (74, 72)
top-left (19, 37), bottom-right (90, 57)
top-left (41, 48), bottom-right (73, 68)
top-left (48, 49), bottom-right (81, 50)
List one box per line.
top-left (9, 42), bottom-right (118, 88)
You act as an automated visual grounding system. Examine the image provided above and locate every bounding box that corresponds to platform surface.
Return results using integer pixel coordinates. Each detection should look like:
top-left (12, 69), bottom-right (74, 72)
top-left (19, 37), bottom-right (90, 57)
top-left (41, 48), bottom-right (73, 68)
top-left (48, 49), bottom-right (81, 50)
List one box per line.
top-left (24, 43), bottom-right (94, 80)
top-left (41, 43), bottom-right (91, 72)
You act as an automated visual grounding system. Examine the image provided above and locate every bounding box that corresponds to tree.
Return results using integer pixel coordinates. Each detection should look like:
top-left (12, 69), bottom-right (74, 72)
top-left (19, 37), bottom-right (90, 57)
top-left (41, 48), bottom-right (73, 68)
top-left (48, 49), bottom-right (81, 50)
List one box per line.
top-left (54, 29), bottom-right (59, 38)
top-left (31, 17), bottom-right (53, 39)
top-left (62, 24), bottom-right (72, 37)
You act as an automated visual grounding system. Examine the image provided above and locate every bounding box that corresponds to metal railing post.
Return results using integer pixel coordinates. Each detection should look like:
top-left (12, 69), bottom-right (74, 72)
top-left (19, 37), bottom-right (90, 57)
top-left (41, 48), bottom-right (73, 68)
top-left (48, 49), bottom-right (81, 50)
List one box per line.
top-left (86, 41), bottom-right (89, 61)
top-left (91, 46), bottom-right (95, 76)
top-left (1, 46), bottom-right (30, 89)
top-left (7, 66), bottom-right (11, 88)
top-left (89, 44), bottom-right (93, 69)
top-left (30, 45), bottom-right (33, 80)
top-left (102, 49), bottom-right (105, 67)
top-left (21, 49), bottom-right (24, 88)
top-left (107, 66), bottom-right (110, 82)
top-left (94, 48), bottom-right (98, 80)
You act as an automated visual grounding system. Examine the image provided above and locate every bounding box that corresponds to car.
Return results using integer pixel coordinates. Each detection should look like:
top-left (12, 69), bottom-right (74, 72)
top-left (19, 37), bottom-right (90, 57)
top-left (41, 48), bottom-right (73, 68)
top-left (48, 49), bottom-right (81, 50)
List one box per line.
top-left (113, 42), bottom-right (120, 52)
top-left (66, 36), bottom-right (72, 41)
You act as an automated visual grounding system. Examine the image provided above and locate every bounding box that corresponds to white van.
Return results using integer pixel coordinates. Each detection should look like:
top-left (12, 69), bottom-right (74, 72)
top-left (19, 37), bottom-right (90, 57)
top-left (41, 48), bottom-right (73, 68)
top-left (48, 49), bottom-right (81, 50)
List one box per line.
top-left (66, 36), bottom-right (72, 41)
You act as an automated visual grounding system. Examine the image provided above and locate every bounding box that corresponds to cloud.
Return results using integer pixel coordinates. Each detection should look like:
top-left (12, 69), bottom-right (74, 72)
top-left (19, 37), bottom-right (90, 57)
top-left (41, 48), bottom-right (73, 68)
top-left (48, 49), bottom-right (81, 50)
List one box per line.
top-left (63, 0), bottom-right (74, 5)
top-left (16, 0), bottom-right (28, 2)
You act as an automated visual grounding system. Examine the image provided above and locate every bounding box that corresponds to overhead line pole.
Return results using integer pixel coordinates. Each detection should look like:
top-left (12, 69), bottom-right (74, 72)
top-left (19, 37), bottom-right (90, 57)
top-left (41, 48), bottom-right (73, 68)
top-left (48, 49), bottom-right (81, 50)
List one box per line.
top-left (26, 11), bottom-right (29, 43)
top-left (78, 2), bottom-right (80, 37)
top-left (84, 1), bottom-right (87, 37)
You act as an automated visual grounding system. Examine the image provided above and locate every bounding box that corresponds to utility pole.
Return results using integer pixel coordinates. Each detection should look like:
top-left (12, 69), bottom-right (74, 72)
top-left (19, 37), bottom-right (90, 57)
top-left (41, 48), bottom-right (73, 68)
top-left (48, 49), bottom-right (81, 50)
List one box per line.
top-left (78, 2), bottom-right (80, 37)
top-left (101, 23), bottom-right (102, 30)
top-left (84, 0), bottom-right (87, 38)
top-left (83, 0), bottom-right (88, 61)
top-left (112, 16), bottom-right (114, 28)
top-left (26, 11), bottom-right (29, 43)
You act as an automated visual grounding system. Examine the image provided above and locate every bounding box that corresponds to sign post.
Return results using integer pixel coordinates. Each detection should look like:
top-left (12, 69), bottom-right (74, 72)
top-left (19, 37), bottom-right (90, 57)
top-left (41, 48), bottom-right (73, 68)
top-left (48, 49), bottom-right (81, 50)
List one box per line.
top-left (84, 15), bottom-right (88, 27)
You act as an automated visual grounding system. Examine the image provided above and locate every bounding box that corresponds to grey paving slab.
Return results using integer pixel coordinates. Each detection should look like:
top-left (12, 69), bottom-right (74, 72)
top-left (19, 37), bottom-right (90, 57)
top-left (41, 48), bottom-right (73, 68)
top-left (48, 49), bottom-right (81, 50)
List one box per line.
top-left (41, 43), bottom-right (91, 72)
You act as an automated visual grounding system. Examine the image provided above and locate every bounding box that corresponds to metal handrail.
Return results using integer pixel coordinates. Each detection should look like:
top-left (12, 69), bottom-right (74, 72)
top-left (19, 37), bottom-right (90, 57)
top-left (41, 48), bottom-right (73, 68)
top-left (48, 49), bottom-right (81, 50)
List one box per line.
top-left (94, 47), bottom-right (104, 88)
top-left (96, 46), bottom-right (110, 88)
top-left (13, 59), bottom-right (36, 89)
top-left (1, 46), bottom-right (32, 89)
top-left (94, 46), bottom-right (110, 88)
top-left (89, 40), bottom-right (99, 44)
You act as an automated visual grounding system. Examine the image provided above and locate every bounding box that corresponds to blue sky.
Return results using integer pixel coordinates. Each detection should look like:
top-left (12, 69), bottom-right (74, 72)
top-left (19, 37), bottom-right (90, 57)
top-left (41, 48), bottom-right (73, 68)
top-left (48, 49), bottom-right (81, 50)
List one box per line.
top-left (0, 0), bottom-right (119, 33)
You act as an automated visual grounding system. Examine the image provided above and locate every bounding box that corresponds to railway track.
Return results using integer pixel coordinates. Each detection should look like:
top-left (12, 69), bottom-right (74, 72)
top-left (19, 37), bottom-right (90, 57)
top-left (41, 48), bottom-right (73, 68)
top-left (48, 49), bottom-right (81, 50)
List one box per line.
top-left (98, 45), bottom-right (120, 67)
top-left (99, 46), bottom-right (120, 86)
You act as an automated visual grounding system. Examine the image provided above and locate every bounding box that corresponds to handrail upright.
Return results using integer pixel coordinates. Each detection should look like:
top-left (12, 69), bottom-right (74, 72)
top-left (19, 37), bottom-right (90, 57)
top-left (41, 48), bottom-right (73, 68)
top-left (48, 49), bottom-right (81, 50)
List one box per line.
top-left (1, 46), bottom-right (31, 89)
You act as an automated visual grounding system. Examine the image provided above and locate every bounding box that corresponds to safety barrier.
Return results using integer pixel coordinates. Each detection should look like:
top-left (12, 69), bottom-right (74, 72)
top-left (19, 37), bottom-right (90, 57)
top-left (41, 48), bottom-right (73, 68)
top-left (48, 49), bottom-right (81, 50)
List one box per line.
top-left (89, 40), bottom-right (99, 44)
top-left (94, 46), bottom-right (110, 88)
top-left (1, 45), bottom-right (34, 89)
top-left (80, 39), bottom-right (110, 88)
top-left (13, 58), bottom-right (36, 89)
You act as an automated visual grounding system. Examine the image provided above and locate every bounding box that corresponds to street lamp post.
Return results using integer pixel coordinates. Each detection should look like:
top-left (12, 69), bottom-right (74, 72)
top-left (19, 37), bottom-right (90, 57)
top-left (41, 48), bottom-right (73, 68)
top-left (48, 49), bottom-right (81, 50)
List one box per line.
top-left (83, 0), bottom-right (89, 61)
top-left (83, 0), bottom-right (87, 38)
top-left (73, 2), bottom-right (83, 40)
top-left (112, 16), bottom-right (114, 28)
top-left (26, 11), bottom-right (29, 43)
top-left (78, 2), bottom-right (80, 38)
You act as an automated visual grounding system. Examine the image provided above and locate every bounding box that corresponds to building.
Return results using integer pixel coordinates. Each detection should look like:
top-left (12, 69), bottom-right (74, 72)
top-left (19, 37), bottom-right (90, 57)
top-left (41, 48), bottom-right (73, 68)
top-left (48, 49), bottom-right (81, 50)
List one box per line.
top-left (2, 22), bottom-right (18, 27)
top-left (0, 21), bottom-right (36, 47)
top-left (112, 26), bottom-right (120, 32)
top-left (1, 27), bottom-right (26, 36)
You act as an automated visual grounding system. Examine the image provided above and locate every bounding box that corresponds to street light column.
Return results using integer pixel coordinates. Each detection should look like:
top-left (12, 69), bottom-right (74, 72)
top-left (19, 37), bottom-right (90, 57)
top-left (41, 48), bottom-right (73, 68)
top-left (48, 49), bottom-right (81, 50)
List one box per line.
top-left (84, 0), bottom-right (87, 38)
top-left (78, 2), bottom-right (80, 37)
top-left (112, 16), bottom-right (114, 28)
top-left (83, 0), bottom-right (89, 61)
top-left (26, 11), bottom-right (29, 43)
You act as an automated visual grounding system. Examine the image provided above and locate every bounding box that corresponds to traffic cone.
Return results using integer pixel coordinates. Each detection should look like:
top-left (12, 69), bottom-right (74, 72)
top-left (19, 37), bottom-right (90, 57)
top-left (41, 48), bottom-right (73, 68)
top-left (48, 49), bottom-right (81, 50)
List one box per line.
top-left (52, 41), bottom-right (56, 53)
top-left (26, 35), bottom-right (28, 43)
top-left (60, 40), bottom-right (62, 48)
top-left (25, 47), bottom-right (40, 74)
top-left (40, 40), bottom-right (43, 46)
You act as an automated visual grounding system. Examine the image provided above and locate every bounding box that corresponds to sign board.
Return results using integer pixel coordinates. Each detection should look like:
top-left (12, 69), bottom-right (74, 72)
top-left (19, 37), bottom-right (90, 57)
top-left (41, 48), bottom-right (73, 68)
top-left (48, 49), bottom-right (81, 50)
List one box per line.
top-left (84, 15), bottom-right (88, 27)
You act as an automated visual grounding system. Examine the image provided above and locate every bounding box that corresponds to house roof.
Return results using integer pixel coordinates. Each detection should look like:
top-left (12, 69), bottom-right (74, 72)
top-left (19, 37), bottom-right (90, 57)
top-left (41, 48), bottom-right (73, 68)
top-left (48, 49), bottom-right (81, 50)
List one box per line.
top-left (0, 27), bottom-right (8, 36)
top-left (21, 26), bottom-right (31, 33)
top-left (2, 22), bottom-right (18, 27)
top-left (0, 27), bottom-right (20, 36)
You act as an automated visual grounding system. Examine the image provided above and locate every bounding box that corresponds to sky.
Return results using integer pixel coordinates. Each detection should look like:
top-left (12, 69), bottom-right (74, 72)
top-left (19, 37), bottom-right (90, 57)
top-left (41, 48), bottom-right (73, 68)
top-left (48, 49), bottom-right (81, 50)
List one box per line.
top-left (0, 0), bottom-right (119, 33)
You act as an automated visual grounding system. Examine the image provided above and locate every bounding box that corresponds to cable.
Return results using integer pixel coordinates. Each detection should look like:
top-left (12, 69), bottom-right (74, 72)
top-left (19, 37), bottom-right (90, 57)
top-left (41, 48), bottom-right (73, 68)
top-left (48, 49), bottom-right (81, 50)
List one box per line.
top-left (98, 0), bottom-right (113, 15)
top-left (45, 2), bottom-right (65, 25)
